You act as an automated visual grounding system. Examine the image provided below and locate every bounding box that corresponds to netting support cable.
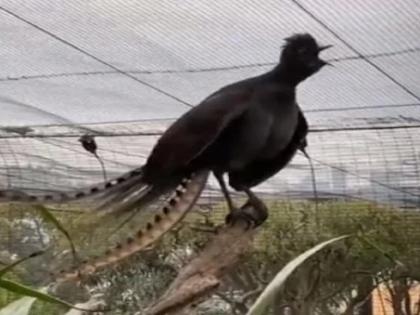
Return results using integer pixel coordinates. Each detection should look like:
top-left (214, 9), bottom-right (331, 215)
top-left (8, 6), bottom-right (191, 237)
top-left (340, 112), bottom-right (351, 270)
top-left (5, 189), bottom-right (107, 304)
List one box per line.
top-left (0, 47), bottom-right (419, 83)
top-left (292, 0), bottom-right (420, 103)
top-left (300, 148), bottom-right (320, 234)
top-left (0, 6), bottom-right (193, 109)
top-left (305, 155), bottom-right (420, 200)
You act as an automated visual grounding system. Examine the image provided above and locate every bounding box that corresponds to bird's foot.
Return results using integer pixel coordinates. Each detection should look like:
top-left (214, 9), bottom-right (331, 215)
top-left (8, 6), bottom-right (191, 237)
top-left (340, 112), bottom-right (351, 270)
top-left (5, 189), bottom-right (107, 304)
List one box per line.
top-left (225, 198), bottom-right (268, 229)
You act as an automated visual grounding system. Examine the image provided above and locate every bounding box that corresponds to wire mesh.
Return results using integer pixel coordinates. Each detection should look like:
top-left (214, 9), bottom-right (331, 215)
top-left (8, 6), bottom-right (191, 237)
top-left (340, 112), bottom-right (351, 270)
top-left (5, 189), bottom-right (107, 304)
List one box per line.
top-left (0, 0), bottom-right (419, 313)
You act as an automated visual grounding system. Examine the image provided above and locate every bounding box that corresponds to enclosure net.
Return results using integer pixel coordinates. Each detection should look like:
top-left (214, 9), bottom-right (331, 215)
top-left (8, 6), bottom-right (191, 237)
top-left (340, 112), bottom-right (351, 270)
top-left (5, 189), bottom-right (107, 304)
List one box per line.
top-left (0, 0), bottom-right (419, 208)
top-left (0, 0), bottom-right (419, 313)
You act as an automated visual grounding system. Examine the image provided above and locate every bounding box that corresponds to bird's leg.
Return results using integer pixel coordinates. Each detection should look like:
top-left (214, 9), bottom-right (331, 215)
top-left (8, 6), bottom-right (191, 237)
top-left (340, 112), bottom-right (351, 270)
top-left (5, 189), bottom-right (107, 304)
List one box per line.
top-left (225, 188), bottom-right (268, 229)
top-left (214, 173), bottom-right (237, 212)
top-left (215, 173), bottom-right (250, 227)
top-left (241, 188), bottom-right (268, 227)
top-left (215, 173), bottom-right (267, 228)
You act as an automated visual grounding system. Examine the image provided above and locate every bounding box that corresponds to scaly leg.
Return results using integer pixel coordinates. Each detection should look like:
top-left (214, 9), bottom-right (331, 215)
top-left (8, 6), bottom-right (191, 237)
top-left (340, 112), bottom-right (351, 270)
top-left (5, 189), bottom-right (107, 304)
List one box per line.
top-left (214, 173), bottom-right (236, 212)
top-left (215, 173), bottom-right (251, 226)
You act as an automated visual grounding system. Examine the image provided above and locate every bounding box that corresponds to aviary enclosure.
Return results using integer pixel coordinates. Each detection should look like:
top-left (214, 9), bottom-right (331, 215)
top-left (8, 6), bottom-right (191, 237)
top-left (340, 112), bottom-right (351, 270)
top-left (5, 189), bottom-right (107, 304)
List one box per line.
top-left (0, 0), bottom-right (419, 314)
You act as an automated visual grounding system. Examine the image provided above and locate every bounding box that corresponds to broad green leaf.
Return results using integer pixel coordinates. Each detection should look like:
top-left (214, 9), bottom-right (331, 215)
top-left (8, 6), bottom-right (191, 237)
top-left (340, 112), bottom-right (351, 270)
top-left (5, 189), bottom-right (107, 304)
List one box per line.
top-left (0, 280), bottom-right (73, 309)
top-left (0, 251), bottom-right (44, 278)
top-left (0, 296), bottom-right (36, 315)
top-left (0, 280), bottom-right (107, 313)
top-left (247, 235), bottom-right (350, 315)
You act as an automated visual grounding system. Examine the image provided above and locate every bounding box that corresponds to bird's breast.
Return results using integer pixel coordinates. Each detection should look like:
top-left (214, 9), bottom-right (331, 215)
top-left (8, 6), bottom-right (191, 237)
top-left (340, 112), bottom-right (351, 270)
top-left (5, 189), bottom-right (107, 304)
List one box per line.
top-left (220, 102), bottom-right (299, 170)
top-left (256, 103), bottom-right (299, 159)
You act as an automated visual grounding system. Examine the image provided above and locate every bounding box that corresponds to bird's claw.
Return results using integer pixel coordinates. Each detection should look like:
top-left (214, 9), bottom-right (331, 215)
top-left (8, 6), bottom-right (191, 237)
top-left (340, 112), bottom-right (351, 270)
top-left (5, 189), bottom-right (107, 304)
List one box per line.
top-left (225, 207), bottom-right (257, 229)
top-left (225, 199), bottom-right (268, 229)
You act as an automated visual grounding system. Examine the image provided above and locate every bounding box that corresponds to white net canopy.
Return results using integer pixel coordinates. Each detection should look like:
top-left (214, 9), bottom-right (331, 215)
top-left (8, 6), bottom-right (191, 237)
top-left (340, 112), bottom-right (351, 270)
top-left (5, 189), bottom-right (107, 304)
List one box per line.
top-left (0, 0), bottom-right (419, 207)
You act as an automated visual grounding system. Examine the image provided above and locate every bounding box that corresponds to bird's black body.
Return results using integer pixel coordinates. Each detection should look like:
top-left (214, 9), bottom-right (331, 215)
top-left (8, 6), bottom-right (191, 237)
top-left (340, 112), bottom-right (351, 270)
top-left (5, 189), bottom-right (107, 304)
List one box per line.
top-left (228, 110), bottom-right (308, 190)
top-left (104, 33), bottom-right (330, 220)
top-left (0, 33), bottom-right (330, 226)
top-left (144, 71), bottom-right (301, 186)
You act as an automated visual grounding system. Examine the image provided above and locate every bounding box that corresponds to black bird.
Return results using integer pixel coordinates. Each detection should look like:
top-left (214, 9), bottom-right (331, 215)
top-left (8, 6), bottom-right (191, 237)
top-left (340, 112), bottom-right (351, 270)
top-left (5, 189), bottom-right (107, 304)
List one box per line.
top-left (1, 33), bottom-right (331, 227)
top-left (94, 33), bottom-right (331, 226)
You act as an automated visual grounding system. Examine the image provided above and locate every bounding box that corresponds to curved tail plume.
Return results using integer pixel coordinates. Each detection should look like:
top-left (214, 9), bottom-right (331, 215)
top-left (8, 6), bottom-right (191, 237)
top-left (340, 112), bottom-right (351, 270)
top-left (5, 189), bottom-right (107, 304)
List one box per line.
top-left (51, 170), bottom-right (209, 285)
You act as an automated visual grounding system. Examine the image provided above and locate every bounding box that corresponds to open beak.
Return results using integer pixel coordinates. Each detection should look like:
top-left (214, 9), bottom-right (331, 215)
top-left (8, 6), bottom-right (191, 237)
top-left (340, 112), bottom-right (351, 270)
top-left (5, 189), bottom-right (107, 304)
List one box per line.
top-left (319, 45), bottom-right (333, 66)
top-left (323, 60), bottom-right (334, 67)
top-left (318, 44), bottom-right (333, 52)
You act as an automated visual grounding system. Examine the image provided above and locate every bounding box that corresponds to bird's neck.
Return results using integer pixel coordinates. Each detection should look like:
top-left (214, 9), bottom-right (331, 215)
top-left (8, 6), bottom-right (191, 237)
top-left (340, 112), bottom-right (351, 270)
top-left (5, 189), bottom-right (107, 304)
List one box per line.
top-left (271, 62), bottom-right (308, 87)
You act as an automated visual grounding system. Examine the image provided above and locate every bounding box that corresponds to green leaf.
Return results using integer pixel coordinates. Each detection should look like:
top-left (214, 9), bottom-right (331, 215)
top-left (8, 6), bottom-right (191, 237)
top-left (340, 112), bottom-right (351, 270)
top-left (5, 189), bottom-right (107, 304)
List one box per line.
top-left (34, 205), bottom-right (77, 257)
top-left (0, 280), bottom-right (74, 309)
top-left (246, 235), bottom-right (350, 315)
top-left (0, 251), bottom-right (44, 278)
top-left (0, 296), bottom-right (36, 315)
top-left (0, 280), bottom-right (108, 313)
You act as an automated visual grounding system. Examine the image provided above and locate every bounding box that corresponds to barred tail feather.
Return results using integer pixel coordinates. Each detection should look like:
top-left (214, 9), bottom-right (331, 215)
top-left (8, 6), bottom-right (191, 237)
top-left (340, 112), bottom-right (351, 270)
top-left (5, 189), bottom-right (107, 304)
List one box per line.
top-left (52, 170), bottom-right (209, 284)
top-left (0, 166), bottom-right (144, 204)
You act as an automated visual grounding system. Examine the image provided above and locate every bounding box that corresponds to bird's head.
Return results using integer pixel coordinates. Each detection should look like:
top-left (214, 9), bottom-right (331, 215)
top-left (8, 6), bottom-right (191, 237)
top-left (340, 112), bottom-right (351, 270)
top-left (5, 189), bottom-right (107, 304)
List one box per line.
top-left (279, 33), bottom-right (332, 83)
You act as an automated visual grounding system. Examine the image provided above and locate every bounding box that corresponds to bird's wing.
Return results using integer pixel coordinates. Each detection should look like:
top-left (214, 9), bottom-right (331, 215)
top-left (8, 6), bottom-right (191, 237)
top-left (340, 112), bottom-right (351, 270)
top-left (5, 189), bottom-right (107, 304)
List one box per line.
top-left (144, 87), bottom-right (253, 180)
top-left (228, 109), bottom-right (308, 189)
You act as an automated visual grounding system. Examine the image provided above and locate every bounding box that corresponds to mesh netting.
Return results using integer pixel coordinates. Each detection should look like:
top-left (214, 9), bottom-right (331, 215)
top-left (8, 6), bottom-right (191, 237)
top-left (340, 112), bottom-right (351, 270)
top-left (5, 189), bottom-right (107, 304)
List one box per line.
top-left (0, 0), bottom-right (419, 313)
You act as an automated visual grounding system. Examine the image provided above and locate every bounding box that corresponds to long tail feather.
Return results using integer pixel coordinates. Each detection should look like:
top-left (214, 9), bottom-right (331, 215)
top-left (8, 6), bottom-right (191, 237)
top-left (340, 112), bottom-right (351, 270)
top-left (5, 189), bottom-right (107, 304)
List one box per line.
top-left (52, 170), bottom-right (209, 284)
top-left (95, 183), bottom-right (173, 215)
top-left (0, 167), bottom-right (144, 204)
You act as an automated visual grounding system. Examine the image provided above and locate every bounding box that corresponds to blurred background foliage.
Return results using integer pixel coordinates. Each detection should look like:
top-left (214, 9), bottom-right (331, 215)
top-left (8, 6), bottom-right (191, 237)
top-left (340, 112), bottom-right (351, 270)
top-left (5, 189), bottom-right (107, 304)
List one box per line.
top-left (0, 200), bottom-right (419, 314)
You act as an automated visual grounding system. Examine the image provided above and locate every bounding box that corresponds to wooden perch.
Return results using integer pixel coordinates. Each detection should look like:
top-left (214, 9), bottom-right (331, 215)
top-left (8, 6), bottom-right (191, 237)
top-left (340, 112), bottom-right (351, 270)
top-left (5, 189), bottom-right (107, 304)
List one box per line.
top-left (146, 217), bottom-right (258, 315)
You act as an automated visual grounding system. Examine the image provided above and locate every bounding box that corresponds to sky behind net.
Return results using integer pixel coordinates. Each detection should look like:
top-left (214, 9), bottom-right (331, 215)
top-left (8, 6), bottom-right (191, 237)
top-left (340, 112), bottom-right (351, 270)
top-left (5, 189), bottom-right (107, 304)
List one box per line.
top-left (0, 0), bottom-right (419, 207)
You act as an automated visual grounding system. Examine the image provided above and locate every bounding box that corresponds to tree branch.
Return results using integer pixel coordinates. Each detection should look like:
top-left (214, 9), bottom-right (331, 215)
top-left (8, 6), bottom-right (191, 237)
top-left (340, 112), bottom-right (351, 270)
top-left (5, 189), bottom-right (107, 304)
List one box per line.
top-left (146, 219), bottom-right (256, 315)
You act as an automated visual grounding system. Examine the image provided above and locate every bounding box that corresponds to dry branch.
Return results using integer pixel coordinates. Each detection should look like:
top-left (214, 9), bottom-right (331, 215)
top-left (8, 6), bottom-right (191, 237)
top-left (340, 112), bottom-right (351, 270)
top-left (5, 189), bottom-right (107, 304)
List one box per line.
top-left (146, 217), bottom-right (258, 315)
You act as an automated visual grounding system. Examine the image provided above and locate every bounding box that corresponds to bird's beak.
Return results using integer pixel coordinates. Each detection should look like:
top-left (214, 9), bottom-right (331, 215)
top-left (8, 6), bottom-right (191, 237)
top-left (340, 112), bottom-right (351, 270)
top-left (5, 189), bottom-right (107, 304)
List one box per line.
top-left (318, 44), bottom-right (332, 52)
top-left (323, 60), bottom-right (334, 67)
top-left (319, 45), bottom-right (333, 67)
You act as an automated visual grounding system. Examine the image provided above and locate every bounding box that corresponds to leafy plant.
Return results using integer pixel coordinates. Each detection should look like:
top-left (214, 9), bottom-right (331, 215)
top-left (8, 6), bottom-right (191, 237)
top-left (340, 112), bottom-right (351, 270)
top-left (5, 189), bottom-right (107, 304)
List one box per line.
top-left (0, 296), bottom-right (36, 315)
top-left (0, 251), bottom-right (77, 314)
top-left (246, 235), bottom-right (349, 315)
